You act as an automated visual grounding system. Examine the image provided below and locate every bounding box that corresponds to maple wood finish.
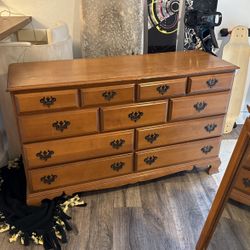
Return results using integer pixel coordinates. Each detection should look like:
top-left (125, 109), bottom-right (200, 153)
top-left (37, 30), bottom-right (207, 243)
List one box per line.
top-left (8, 51), bottom-right (237, 205)
top-left (196, 118), bottom-right (250, 250)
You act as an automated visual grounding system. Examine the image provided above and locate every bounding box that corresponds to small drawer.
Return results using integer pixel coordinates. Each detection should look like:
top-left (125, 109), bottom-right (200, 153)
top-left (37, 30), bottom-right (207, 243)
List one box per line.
top-left (169, 91), bottom-right (230, 121)
top-left (137, 78), bottom-right (186, 101)
top-left (19, 108), bottom-right (99, 143)
top-left (15, 89), bottom-right (79, 113)
top-left (136, 115), bottom-right (225, 150)
top-left (23, 130), bottom-right (134, 169)
top-left (188, 73), bottom-right (234, 94)
top-left (234, 168), bottom-right (250, 195)
top-left (81, 84), bottom-right (135, 106)
top-left (29, 153), bottom-right (133, 192)
top-left (135, 137), bottom-right (221, 171)
top-left (101, 101), bottom-right (168, 132)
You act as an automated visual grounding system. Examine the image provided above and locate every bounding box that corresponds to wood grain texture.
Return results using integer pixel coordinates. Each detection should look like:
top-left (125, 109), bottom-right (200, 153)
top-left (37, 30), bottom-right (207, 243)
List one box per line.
top-left (19, 108), bottom-right (99, 143)
top-left (101, 101), bottom-right (167, 131)
top-left (23, 130), bottom-right (134, 169)
top-left (7, 51), bottom-right (238, 92)
top-left (188, 72), bottom-right (234, 94)
top-left (0, 16), bottom-right (31, 41)
top-left (170, 91), bottom-right (230, 121)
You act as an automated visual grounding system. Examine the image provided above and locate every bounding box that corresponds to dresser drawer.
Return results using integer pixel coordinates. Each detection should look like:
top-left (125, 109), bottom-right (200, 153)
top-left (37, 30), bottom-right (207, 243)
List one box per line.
top-left (234, 168), bottom-right (250, 195)
top-left (29, 153), bottom-right (133, 192)
top-left (137, 78), bottom-right (186, 101)
top-left (23, 130), bottom-right (134, 169)
top-left (15, 89), bottom-right (79, 113)
top-left (188, 73), bottom-right (234, 94)
top-left (101, 101), bottom-right (167, 131)
top-left (136, 115), bottom-right (224, 150)
top-left (135, 137), bottom-right (221, 171)
top-left (19, 109), bottom-right (99, 143)
top-left (169, 91), bottom-right (230, 121)
top-left (81, 84), bottom-right (135, 106)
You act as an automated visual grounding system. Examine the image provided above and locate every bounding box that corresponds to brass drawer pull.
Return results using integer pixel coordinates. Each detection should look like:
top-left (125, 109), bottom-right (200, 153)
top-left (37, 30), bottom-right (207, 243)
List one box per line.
top-left (206, 78), bottom-right (218, 88)
top-left (243, 178), bottom-right (250, 188)
top-left (204, 123), bottom-right (217, 133)
top-left (128, 111), bottom-right (144, 122)
top-left (40, 96), bottom-right (56, 107)
top-left (36, 150), bottom-right (54, 161)
top-left (156, 84), bottom-right (169, 95)
top-left (111, 162), bottom-right (125, 171)
top-left (194, 101), bottom-right (207, 112)
top-left (40, 174), bottom-right (57, 185)
top-left (52, 120), bottom-right (71, 132)
top-left (102, 91), bottom-right (117, 101)
top-left (201, 145), bottom-right (213, 154)
top-left (144, 155), bottom-right (158, 165)
top-left (110, 139), bottom-right (125, 149)
top-left (145, 133), bottom-right (159, 144)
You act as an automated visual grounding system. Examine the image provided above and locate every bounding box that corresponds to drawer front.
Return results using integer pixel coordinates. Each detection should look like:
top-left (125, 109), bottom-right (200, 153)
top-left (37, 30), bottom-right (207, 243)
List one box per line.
top-left (23, 130), bottom-right (134, 169)
top-left (19, 108), bottom-right (99, 143)
top-left (188, 73), bottom-right (234, 94)
top-left (81, 84), bottom-right (135, 106)
top-left (135, 137), bottom-right (221, 171)
top-left (15, 89), bottom-right (79, 113)
top-left (138, 78), bottom-right (186, 101)
top-left (136, 115), bottom-right (225, 150)
top-left (101, 101), bottom-right (167, 131)
top-left (234, 168), bottom-right (250, 195)
top-left (29, 153), bottom-right (133, 191)
top-left (170, 91), bottom-right (230, 121)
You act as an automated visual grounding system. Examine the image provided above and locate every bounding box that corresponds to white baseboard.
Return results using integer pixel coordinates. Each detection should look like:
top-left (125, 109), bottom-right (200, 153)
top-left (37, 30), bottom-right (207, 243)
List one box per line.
top-left (236, 111), bottom-right (249, 124)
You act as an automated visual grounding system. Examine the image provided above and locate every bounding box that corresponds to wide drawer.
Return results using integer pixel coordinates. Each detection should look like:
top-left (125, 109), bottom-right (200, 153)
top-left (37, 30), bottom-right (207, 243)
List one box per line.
top-left (169, 91), bottom-right (230, 121)
top-left (135, 137), bottom-right (221, 171)
top-left (29, 153), bottom-right (133, 192)
top-left (19, 108), bottom-right (99, 143)
top-left (188, 72), bottom-right (234, 94)
top-left (15, 89), bottom-right (79, 113)
top-left (81, 84), bottom-right (135, 106)
top-left (137, 78), bottom-right (186, 101)
top-left (23, 130), bottom-right (134, 169)
top-left (101, 101), bottom-right (168, 131)
top-left (234, 168), bottom-right (250, 195)
top-left (136, 115), bottom-right (225, 150)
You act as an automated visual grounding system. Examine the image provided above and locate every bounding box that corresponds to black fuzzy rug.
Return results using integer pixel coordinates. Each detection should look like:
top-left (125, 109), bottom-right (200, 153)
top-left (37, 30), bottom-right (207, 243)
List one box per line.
top-left (0, 158), bottom-right (86, 250)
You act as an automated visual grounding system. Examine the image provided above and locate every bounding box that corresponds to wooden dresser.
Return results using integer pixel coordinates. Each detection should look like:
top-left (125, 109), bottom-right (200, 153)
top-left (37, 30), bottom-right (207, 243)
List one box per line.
top-left (7, 51), bottom-right (238, 205)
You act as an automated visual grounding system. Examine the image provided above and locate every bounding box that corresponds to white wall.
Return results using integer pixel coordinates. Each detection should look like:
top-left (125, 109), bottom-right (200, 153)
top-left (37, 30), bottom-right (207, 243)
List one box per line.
top-left (0, 0), bottom-right (82, 57)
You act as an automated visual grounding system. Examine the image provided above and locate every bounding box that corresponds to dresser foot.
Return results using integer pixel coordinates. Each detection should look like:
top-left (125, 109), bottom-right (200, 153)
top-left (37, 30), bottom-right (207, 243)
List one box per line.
top-left (207, 158), bottom-right (221, 175)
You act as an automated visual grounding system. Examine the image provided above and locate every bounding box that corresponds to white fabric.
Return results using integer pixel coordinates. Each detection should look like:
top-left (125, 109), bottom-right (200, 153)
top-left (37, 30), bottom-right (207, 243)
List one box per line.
top-left (0, 22), bottom-right (73, 165)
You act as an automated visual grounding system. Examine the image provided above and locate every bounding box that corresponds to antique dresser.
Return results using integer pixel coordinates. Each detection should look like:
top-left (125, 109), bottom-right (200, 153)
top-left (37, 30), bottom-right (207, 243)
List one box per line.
top-left (7, 51), bottom-right (238, 205)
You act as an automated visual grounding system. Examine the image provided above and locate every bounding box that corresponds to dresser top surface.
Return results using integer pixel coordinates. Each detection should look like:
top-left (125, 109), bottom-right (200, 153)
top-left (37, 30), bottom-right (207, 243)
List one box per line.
top-left (8, 51), bottom-right (238, 92)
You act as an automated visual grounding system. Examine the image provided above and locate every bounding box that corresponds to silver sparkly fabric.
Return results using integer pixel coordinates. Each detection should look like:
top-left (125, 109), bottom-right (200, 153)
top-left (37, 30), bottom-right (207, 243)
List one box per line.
top-left (80, 0), bottom-right (144, 58)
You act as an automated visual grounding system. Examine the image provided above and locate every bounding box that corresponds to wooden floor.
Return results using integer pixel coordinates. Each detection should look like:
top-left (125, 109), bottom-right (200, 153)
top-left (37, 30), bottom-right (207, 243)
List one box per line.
top-left (0, 126), bottom-right (248, 250)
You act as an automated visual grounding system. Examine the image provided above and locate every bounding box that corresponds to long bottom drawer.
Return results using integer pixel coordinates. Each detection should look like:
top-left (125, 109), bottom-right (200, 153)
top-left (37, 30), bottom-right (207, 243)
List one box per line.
top-left (29, 153), bottom-right (133, 192)
top-left (135, 137), bottom-right (221, 171)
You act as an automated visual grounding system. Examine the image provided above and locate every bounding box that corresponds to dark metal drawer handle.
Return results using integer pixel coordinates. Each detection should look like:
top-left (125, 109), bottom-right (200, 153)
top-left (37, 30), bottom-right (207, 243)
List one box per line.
top-left (40, 96), bottom-right (56, 107)
top-left (145, 133), bottom-right (159, 144)
top-left (144, 156), bottom-right (158, 165)
top-left (204, 123), bottom-right (217, 133)
top-left (52, 120), bottom-right (71, 132)
top-left (156, 84), bottom-right (169, 95)
top-left (128, 111), bottom-right (144, 122)
top-left (110, 139), bottom-right (125, 149)
top-left (201, 145), bottom-right (213, 154)
top-left (194, 101), bottom-right (207, 112)
top-left (111, 162), bottom-right (125, 171)
top-left (206, 78), bottom-right (218, 88)
top-left (41, 174), bottom-right (57, 185)
top-left (102, 91), bottom-right (117, 101)
top-left (36, 150), bottom-right (54, 161)
top-left (243, 178), bottom-right (250, 188)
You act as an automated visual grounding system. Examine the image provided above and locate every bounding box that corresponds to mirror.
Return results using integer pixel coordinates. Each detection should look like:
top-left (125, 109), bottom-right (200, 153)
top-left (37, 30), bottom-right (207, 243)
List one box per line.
top-left (196, 118), bottom-right (250, 250)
